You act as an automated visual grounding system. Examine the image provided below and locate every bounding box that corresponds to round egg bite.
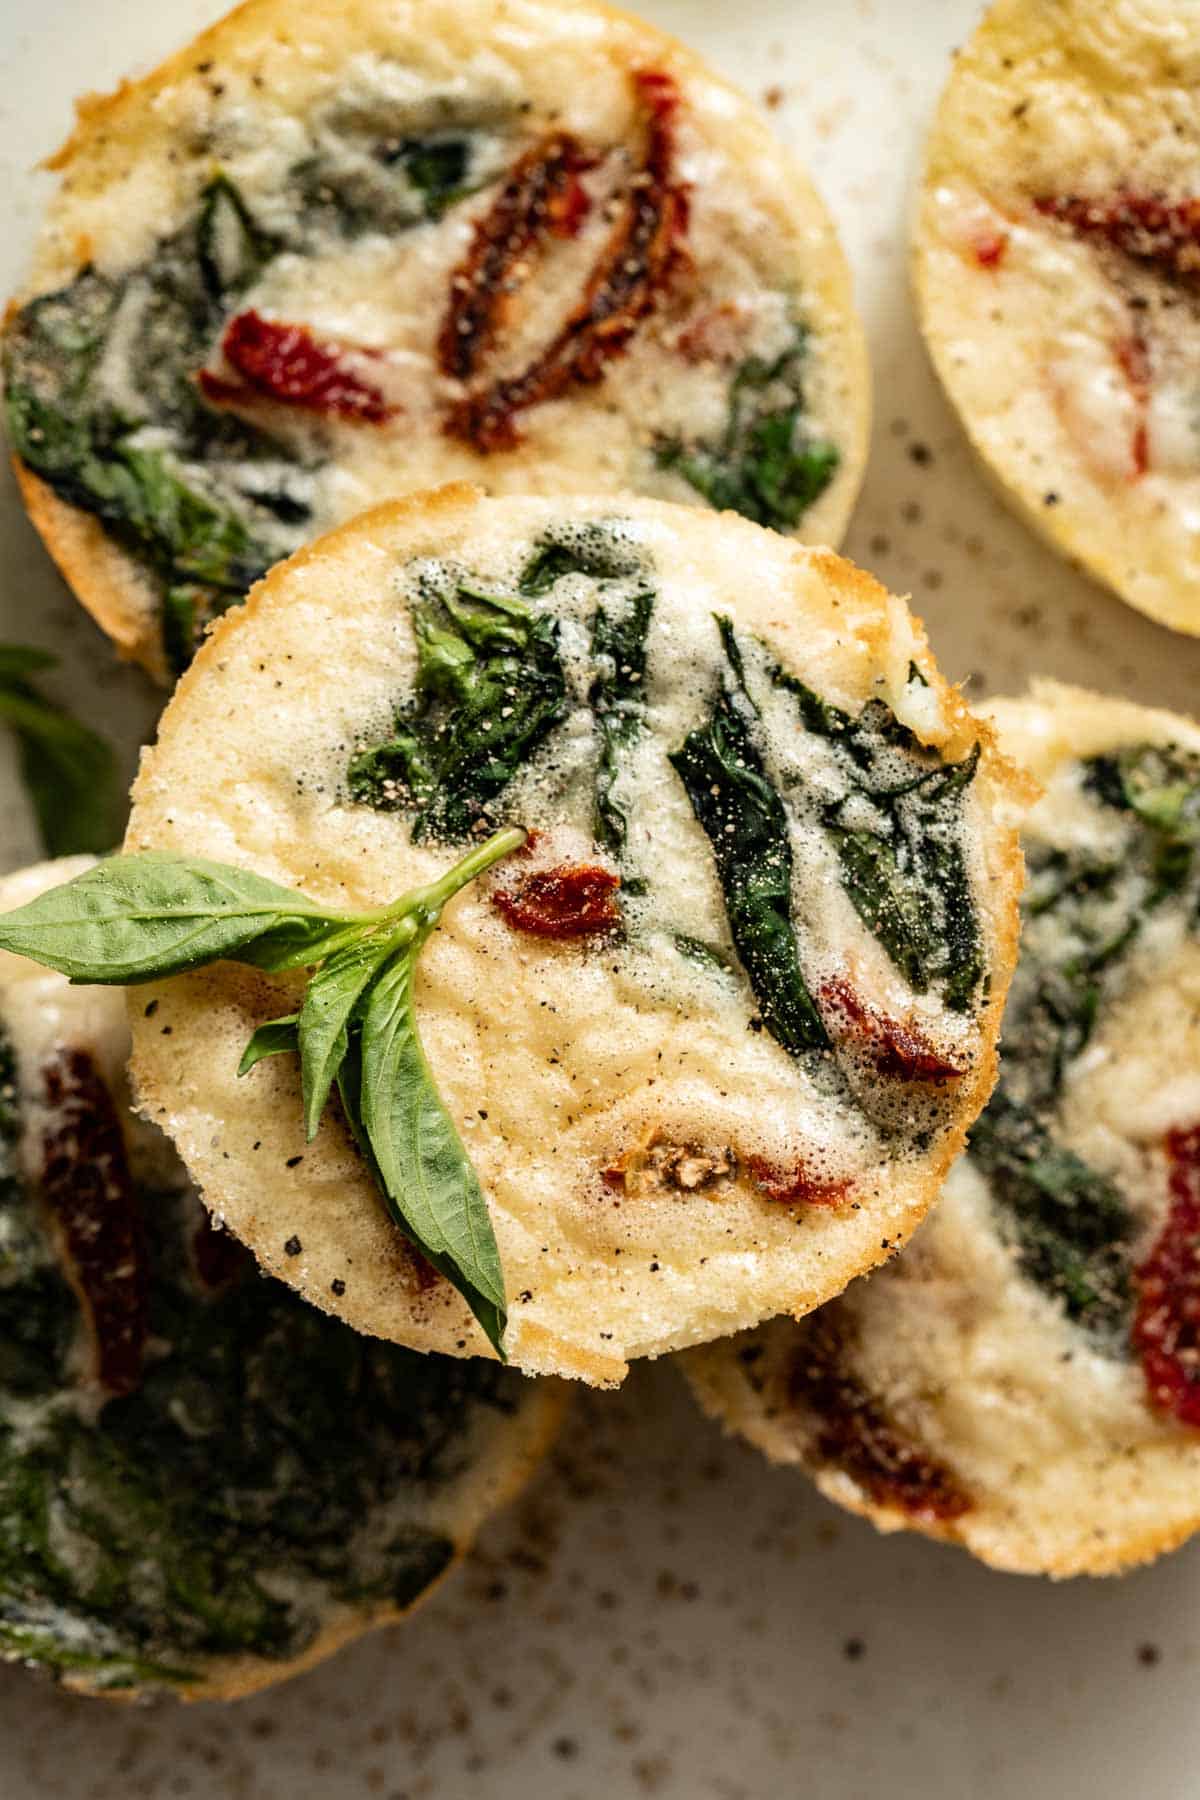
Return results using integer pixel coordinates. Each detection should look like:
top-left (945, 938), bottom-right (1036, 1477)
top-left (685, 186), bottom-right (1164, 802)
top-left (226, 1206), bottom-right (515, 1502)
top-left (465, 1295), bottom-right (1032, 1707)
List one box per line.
top-left (125, 487), bottom-right (1026, 1385)
top-left (687, 683), bottom-right (1200, 1576)
top-left (914, 0), bottom-right (1200, 635)
top-left (4, 0), bottom-right (868, 681)
top-left (0, 856), bottom-right (560, 1701)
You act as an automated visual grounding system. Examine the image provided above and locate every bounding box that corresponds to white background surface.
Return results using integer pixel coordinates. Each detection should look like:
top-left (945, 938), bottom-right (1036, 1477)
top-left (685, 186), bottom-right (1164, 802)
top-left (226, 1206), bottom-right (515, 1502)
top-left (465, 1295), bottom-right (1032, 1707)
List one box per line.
top-left (2, 2), bottom-right (1200, 1796)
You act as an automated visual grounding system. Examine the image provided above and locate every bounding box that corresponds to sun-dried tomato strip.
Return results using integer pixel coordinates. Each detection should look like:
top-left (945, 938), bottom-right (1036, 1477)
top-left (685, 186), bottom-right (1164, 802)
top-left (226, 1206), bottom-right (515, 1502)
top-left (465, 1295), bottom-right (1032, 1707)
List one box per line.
top-left (1035, 192), bottom-right (1200, 283)
top-left (746, 1156), bottom-right (852, 1207)
top-left (438, 131), bottom-right (595, 384)
top-left (1133, 1125), bottom-right (1200, 1428)
top-left (493, 863), bottom-right (620, 938)
top-left (973, 230), bottom-right (1009, 270)
top-left (1114, 333), bottom-right (1151, 478)
top-left (446, 68), bottom-right (690, 451)
top-left (199, 310), bottom-right (395, 422)
top-left (790, 1315), bottom-right (972, 1521)
top-left (40, 1049), bottom-right (147, 1397)
top-left (820, 978), bottom-right (965, 1083)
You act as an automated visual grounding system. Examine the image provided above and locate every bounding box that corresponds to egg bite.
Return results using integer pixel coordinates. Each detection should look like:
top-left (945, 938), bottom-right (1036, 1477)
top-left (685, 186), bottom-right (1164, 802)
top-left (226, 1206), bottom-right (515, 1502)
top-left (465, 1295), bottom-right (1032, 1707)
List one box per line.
top-left (915, 0), bottom-right (1200, 634)
top-left (688, 683), bottom-right (1200, 1575)
top-left (124, 487), bottom-right (1026, 1384)
top-left (4, 0), bottom-right (868, 679)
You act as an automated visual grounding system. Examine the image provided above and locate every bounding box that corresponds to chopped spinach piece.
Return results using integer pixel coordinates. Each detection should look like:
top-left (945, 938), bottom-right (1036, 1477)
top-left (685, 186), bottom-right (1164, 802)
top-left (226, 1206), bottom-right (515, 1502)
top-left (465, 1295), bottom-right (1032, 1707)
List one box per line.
top-left (196, 174), bottom-right (279, 301)
top-left (1004, 744), bottom-right (1200, 1114)
top-left (1086, 743), bottom-right (1200, 909)
top-left (295, 125), bottom-right (487, 238)
top-left (389, 135), bottom-right (474, 218)
top-left (3, 180), bottom-right (314, 672)
top-left (970, 1094), bottom-right (1132, 1336)
top-left (823, 815), bottom-right (946, 994)
top-left (670, 619), bottom-right (829, 1055)
top-left (655, 325), bottom-right (839, 530)
top-left (971, 739), bottom-right (1200, 1337)
top-left (672, 934), bottom-right (734, 974)
top-left (348, 578), bottom-right (567, 841)
top-left (0, 1023), bottom-right (520, 1689)
top-left (589, 588), bottom-right (654, 857)
top-left (770, 662), bottom-right (984, 1010)
top-left (517, 530), bottom-right (644, 598)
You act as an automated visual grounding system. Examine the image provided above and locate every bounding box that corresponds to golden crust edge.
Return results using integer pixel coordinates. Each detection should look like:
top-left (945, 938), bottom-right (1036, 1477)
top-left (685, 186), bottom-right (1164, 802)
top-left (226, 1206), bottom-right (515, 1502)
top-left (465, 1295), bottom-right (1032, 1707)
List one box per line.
top-left (684, 1349), bottom-right (1200, 1579)
top-left (13, 461), bottom-right (167, 680)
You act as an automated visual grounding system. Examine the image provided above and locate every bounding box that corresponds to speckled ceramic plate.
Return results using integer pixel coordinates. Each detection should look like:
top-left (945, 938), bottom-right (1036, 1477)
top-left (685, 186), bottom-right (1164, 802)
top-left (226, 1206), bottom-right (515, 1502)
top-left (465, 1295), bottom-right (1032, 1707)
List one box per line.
top-left (2, 1), bottom-right (1200, 1795)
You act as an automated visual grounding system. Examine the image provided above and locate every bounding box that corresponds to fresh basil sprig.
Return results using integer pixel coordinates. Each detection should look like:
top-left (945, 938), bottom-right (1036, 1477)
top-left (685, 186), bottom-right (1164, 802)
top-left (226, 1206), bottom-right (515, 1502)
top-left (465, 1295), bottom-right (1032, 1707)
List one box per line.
top-left (0, 830), bottom-right (525, 1354)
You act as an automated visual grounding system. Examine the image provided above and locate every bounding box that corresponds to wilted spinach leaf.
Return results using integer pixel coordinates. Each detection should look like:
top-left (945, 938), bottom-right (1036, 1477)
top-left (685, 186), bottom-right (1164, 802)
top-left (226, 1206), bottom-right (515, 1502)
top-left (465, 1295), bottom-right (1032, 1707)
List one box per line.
top-left (3, 180), bottom-right (312, 672)
top-left (769, 662), bottom-right (984, 1010)
top-left (0, 1011), bottom-right (519, 1688)
top-left (971, 738), bottom-right (1200, 1336)
top-left (670, 618), bottom-right (829, 1055)
top-left (969, 1092), bottom-right (1132, 1337)
top-left (589, 588), bottom-right (654, 858)
top-left (655, 325), bottom-right (839, 530)
top-left (348, 579), bottom-right (567, 842)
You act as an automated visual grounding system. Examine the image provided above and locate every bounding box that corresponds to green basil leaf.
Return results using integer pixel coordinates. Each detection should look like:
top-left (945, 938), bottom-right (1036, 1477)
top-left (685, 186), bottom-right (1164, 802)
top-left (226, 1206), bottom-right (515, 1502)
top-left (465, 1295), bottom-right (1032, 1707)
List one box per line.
top-left (0, 854), bottom-right (335, 983)
top-left (237, 1014), bottom-right (300, 1075)
top-left (298, 931), bottom-right (411, 1141)
top-left (358, 951), bottom-right (507, 1355)
top-left (0, 646), bottom-right (56, 680)
top-left (0, 675), bottom-right (123, 857)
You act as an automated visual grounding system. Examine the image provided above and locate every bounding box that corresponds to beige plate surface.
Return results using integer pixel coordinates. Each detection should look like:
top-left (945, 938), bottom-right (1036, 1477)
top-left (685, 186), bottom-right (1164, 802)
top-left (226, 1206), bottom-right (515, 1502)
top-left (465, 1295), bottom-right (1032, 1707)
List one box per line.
top-left (3, 0), bottom-right (1200, 1795)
